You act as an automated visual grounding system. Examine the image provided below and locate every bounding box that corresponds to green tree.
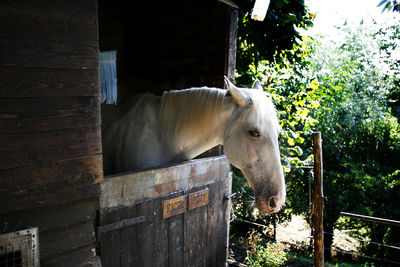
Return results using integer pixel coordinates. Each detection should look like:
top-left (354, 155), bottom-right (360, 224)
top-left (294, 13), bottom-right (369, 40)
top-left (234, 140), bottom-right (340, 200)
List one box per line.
top-left (307, 20), bottom-right (400, 261)
top-left (235, 0), bottom-right (313, 86)
top-left (233, 16), bottom-right (400, 264)
top-left (375, 23), bottom-right (400, 118)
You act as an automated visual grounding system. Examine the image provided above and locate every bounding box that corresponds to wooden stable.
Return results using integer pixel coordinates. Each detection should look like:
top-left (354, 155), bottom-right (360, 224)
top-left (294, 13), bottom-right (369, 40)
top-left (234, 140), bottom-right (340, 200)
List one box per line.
top-left (0, 0), bottom-right (238, 266)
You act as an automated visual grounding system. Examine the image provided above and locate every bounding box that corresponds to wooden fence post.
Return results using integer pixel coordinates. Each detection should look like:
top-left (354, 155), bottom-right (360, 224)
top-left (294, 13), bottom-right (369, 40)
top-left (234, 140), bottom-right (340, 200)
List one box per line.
top-left (313, 132), bottom-right (324, 267)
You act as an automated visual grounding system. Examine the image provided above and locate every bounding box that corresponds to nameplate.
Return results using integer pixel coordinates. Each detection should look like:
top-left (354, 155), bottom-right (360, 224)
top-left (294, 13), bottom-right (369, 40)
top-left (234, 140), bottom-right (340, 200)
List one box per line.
top-left (189, 189), bottom-right (209, 210)
top-left (163, 195), bottom-right (186, 219)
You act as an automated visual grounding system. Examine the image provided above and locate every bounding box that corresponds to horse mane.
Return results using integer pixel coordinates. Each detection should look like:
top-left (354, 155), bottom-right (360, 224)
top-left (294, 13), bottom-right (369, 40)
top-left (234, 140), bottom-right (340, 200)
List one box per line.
top-left (160, 87), bottom-right (226, 142)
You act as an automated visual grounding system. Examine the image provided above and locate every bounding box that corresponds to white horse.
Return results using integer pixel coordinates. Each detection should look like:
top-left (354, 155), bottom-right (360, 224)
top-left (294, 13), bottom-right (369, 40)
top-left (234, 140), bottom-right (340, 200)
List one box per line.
top-left (102, 77), bottom-right (285, 214)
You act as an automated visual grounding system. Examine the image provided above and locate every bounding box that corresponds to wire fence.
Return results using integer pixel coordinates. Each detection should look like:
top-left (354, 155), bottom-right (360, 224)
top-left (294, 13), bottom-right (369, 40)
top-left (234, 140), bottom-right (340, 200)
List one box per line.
top-left (230, 133), bottom-right (399, 266)
top-left (230, 207), bottom-right (400, 266)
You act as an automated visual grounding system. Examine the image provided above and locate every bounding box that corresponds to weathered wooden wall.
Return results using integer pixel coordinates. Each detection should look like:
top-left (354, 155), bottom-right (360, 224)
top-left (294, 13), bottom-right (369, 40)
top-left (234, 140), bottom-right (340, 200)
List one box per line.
top-left (0, 0), bottom-right (102, 265)
top-left (98, 0), bottom-right (237, 104)
top-left (99, 156), bottom-right (232, 267)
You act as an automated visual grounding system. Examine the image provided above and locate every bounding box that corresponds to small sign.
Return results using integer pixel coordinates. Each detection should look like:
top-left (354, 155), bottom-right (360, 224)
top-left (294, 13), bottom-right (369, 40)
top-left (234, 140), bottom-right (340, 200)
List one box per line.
top-left (189, 189), bottom-right (209, 210)
top-left (163, 195), bottom-right (186, 219)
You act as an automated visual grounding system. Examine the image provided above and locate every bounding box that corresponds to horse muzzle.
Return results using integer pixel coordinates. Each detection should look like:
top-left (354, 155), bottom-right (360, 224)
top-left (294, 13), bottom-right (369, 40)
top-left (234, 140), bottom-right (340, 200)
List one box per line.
top-left (255, 195), bottom-right (284, 214)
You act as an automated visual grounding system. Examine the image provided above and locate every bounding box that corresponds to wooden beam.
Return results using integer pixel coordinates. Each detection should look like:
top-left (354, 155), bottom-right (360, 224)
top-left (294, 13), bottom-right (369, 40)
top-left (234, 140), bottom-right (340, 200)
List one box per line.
top-left (0, 68), bottom-right (99, 98)
top-left (101, 155), bottom-right (230, 210)
top-left (0, 97), bottom-right (100, 134)
top-left (0, 155), bottom-right (103, 211)
top-left (224, 8), bottom-right (238, 82)
top-left (0, 1), bottom-right (97, 41)
top-left (0, 126), bottom-right (101, 170)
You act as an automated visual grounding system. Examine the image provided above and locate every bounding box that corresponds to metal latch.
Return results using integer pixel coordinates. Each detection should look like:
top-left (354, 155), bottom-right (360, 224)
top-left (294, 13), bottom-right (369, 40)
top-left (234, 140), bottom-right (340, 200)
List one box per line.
top-left (224, 191), bottom-right (239, 200)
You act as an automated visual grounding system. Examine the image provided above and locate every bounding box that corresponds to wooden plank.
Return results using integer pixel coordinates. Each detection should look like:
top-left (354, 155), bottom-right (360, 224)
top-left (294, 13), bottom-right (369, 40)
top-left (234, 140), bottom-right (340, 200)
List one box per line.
top-left (40, 244), bottom-right (97, 267)
top-left (119, 205), bottom-right (138, 267)
top-left (99, 204), bottom-right (145, 267)
top-left (39, 221), bottom-right (96, 259)
top-left (101, 155), bottom-right (230, 209)
top-left (0, 0), bottom-right (97, 41)
top-left (152, 196), bottom-right (169, 267)
top-left (0, 155), bottom-right (102, 204)
top-left (224, 8), bottom-right (238, 82)
top-left (0, 198), bottom-right (97, 234)
top-left (99, 232), bottom-right (120, 267)
top-left (135, 199), bottom-right (155, 267)
top-left (188, 188), bottom-right (208, 266)
top-left (0, 0), bottom-right (96, 13)
top-left (183, 206), bottom-right (190, 267)
top-left (0, 97), bottom-right (100, 134)
top-left (168, 206), bottom-right (185, 267)
top-left (2, 182), bottom-right (100, 214)
top-left (0, 155), bottom-right (102, 192)
top-left (0, 68), bottom-right (98, 98)
top-left (0, 27), bottom-right (98, 69)
top-left (97, 216), bottom-right (145, 236)
top-left (206, 178), bottom-right (226, 267)
top-left (0, 126), bottom-right (102, 170)
top-left (217, 173), bottom-right (232, 265)
top-left (99, 199), bottom-right (157, 266)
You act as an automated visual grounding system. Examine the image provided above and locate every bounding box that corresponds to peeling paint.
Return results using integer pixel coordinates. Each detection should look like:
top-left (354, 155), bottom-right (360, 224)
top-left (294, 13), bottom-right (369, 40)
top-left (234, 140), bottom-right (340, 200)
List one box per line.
top-left (100, 155), bottom-right (229, 209)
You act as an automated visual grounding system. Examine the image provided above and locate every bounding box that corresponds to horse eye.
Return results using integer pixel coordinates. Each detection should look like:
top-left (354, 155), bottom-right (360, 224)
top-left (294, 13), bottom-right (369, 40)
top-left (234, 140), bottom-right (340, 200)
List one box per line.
top-left (248, 129), bottom-right (261, 138)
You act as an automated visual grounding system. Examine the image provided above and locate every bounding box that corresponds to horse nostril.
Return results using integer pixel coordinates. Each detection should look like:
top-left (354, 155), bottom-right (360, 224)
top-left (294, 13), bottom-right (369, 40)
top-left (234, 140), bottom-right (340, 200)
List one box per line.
top-left (269, 196), bottom-right (277, 209)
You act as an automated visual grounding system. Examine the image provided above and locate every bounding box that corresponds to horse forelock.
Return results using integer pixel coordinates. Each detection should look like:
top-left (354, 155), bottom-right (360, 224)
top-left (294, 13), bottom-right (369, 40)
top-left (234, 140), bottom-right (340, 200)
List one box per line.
top-left (160, 87), bottom-right (226, 142)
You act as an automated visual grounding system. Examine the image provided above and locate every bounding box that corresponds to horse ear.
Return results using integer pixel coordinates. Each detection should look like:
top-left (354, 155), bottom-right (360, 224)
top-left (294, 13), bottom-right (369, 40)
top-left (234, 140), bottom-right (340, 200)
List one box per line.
top-left (229, 87), bottom-right (252, 107)
top-left (252, 80), bottom-right (263, 90)
top-left (224, 76), bottom-right (251, 106)
top-left (224, 76), bottom-right (235, 90)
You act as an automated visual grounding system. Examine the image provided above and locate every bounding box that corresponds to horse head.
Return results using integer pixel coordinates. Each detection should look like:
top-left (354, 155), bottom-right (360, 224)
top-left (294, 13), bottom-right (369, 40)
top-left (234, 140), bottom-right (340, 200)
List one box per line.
top-left (223, 77), bottom-right (285, 214)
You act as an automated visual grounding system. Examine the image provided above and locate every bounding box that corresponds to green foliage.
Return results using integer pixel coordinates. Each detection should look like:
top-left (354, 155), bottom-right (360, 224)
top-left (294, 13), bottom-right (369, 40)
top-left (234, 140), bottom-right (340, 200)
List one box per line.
top-left (310, 17), bottom-right (400, 230)
top-left (378, 0), bottom-right (400, 13)
top-left (236, 0), bottom-right (314, 86)
top-left (245, 242), bottom-right (287, 267)
top-left (233, 13), bottom-right (400, 264)
top-left (303, 20), bottom-right (400, 261)
top-left (375, 23), bottom-right (400, 117)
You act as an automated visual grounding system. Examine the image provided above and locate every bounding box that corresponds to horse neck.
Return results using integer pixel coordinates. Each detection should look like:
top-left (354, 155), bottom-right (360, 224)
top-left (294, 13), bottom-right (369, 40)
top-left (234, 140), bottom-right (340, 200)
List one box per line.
top-left (172, 126), bottom-right (223, 160)
top-left (160, 88), bottom-right (229, 160)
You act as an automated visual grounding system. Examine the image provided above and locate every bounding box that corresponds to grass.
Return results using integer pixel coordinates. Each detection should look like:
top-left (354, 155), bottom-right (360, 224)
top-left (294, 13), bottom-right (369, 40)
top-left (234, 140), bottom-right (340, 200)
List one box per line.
top-left (229, 215), bottom-right (385, 267)
top-left (229, 237), bottom-right (378, 267)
